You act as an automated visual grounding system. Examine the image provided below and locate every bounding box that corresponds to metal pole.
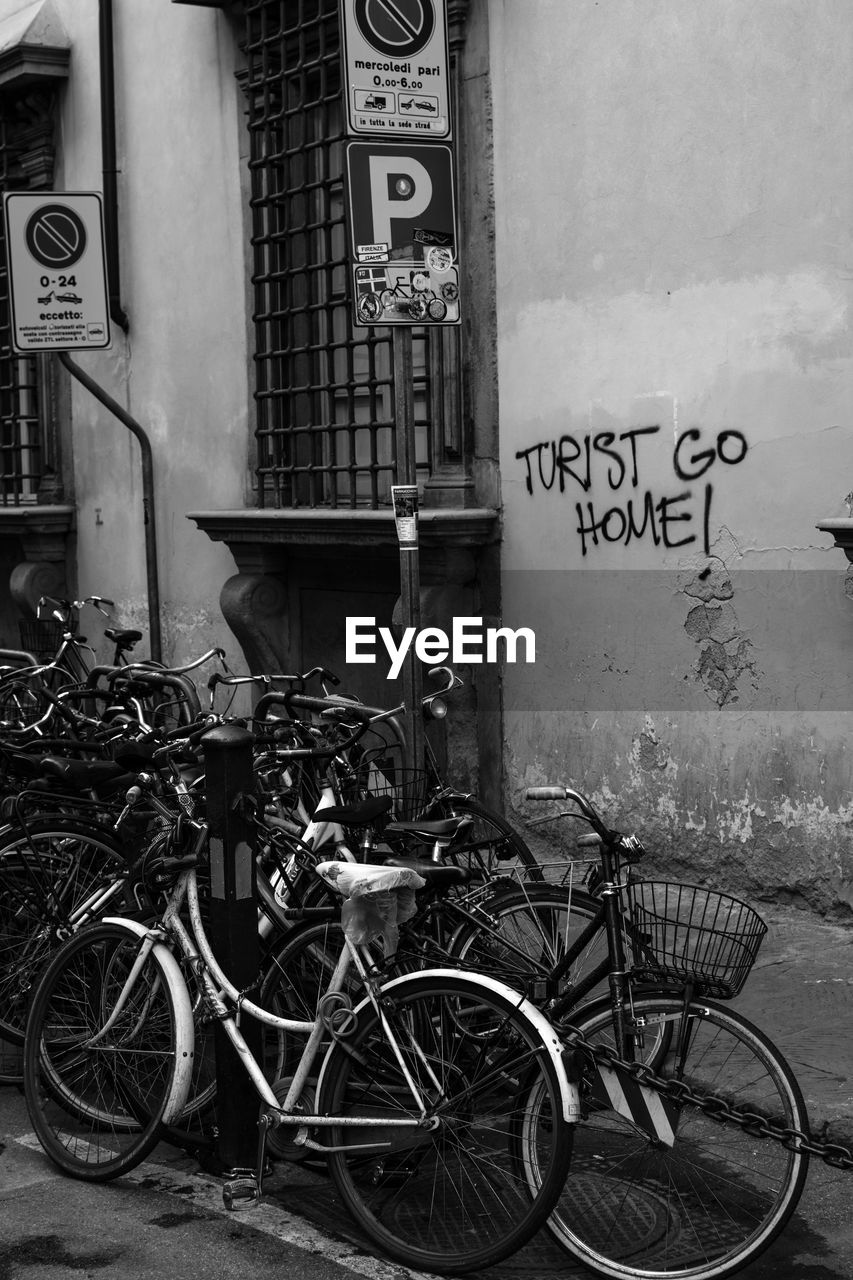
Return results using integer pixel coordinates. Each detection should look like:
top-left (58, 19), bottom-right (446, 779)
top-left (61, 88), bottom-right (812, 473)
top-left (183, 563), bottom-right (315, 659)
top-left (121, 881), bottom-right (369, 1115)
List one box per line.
top-left (57, 351), bottom-right (162, 662)
top-left (393, 327), bottom-right (425, 777)
top-left (203, 724), bottom-right (261, 1175)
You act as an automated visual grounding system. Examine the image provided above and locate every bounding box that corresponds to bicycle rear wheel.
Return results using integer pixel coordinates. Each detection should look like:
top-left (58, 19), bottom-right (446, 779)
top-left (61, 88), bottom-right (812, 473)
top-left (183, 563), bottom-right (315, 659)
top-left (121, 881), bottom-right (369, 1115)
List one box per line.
top-left (449, 880), bottom-right (611, 1009)
top-left (546, 994), bottom-right (809, 1280)
top-left (24, 921), bottom-right (193, 1181)
top-left (319, 971), bottom-right (574, 1273)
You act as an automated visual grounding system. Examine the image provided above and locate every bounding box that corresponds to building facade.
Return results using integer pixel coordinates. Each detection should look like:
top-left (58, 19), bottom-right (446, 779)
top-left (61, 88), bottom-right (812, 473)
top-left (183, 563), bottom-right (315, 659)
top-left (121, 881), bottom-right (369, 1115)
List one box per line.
top-left (0, 0), bottom-right (851, 912)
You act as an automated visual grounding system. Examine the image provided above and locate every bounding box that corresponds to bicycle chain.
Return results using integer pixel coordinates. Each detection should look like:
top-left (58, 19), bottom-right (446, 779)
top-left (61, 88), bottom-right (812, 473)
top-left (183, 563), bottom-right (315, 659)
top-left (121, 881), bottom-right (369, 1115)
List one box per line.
top-left (563, 1023), bottom-right (853, 1172)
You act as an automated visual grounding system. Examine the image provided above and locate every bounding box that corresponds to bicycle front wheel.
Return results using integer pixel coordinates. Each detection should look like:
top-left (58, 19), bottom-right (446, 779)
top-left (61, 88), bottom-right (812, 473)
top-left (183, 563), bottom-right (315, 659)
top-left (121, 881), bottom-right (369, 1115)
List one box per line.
top-left (24, 921), bottom-right (193, 1181)
top-left (449, 880), bottom-right (610, 1010)
top-left (548, 994), bottom-right (810, 1280)
top-left (319, 971), bottom-right (574, 1274)
top-left (0, 821), bottom-right (131, 1044)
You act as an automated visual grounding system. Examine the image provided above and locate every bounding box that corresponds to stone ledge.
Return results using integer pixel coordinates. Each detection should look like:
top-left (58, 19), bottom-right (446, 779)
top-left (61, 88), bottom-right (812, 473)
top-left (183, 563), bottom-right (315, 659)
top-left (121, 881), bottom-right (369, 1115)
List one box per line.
top-left (188, 507), bottom-right (500, 551)
top-left (816, 517), bottom-right (853, 564)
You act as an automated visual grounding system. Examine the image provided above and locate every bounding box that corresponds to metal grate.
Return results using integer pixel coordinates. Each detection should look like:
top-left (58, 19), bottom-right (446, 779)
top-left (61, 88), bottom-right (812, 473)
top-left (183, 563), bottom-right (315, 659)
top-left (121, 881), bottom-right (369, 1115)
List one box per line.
top-left (0, 110), bottom-right (43, 504)
top-left (243, 0), bottom-right (453, 509)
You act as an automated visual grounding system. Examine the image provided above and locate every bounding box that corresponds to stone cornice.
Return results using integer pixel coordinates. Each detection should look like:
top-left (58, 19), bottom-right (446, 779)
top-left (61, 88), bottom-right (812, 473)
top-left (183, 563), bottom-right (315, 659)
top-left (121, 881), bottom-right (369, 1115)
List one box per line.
top-left (188, 507), bottom-right (499, 550)
top-left (816, 518), bottom-right (853, 564)
top-left (0, 504), bottom-right (74, 537)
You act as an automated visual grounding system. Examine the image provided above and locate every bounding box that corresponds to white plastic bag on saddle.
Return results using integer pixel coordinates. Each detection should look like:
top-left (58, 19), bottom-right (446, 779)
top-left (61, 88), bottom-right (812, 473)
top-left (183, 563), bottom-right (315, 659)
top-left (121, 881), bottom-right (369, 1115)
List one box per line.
top-left (315, 860), bottom-right (426, 957)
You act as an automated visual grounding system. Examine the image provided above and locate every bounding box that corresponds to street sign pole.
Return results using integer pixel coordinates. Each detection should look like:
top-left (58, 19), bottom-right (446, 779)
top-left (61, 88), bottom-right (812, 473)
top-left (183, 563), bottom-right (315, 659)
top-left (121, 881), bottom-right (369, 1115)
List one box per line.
top-left (393, 327), bottom-right (425, 777)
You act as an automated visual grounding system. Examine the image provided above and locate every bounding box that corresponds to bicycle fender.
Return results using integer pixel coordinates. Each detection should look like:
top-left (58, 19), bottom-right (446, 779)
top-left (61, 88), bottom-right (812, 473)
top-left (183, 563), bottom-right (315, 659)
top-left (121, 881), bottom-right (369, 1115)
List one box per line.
top-left (314, 966), bottom-right (581, 1124)
top-left (101, 915), bottom-right (195, 1124)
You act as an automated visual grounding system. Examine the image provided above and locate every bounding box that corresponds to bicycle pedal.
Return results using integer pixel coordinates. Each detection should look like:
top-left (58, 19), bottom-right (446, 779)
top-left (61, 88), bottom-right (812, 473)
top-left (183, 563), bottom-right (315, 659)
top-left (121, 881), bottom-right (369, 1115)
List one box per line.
top-left (222, 1175), bottom-right (261, 1210)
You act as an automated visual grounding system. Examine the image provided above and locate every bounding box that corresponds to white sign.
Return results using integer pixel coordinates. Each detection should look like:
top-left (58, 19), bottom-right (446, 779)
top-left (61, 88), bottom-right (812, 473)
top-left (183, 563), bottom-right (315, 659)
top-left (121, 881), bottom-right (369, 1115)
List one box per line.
top-left (340, 0), bottom-right (451, 139)
top-left (3, 192), bottom-right (111, 351)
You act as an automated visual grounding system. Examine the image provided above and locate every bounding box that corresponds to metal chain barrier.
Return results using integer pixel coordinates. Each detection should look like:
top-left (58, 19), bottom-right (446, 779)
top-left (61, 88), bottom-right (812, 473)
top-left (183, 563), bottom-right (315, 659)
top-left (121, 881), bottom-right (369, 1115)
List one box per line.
top-left (564, 1023), bottom-right (853, 1172)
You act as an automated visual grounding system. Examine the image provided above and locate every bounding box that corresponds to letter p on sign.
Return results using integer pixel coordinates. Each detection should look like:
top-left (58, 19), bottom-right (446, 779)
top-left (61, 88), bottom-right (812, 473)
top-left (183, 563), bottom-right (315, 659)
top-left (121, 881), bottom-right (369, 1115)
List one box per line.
top-left (368, 157), bottom-right (433, 246)
top-left (346, 141), bottom-right (457, 258)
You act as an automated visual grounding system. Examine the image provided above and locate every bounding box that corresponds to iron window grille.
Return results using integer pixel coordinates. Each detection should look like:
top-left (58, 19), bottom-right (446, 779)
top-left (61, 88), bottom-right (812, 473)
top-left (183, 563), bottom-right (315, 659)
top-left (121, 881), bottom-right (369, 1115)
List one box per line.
top-left (243, 0), bottom-right (460, 510)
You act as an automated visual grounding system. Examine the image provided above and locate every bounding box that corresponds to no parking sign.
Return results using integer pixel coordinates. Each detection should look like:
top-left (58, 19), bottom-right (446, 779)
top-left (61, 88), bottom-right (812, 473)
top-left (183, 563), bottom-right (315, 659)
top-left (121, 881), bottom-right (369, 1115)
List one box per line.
top-left (340, 0), bottom-right (451, 138)
top-left (3, 192), bottom-right (111, 351)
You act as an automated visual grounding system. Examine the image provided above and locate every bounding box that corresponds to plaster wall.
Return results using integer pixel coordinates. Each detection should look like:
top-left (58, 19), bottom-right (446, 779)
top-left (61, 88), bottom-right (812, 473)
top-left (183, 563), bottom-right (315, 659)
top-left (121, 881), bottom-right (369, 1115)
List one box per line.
top-left (490, 0), bottom-right (853, 911)
top-left (43, 0), bottom-right (247, 662)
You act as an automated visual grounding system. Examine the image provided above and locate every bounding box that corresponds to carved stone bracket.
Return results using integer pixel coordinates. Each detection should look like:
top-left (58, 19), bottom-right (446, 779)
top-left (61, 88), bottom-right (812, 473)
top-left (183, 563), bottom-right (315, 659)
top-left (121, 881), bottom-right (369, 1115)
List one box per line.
top-left (219, 571), bottom-right (289, 674)
top-left (0, 504), bottom-right (74, 617)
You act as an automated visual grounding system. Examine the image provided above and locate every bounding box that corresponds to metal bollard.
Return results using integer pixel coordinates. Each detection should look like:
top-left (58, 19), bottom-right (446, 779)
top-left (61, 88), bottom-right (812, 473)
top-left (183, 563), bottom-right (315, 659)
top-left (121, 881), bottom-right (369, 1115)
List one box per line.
top-left (203, 724), bottom-right (261, 1176)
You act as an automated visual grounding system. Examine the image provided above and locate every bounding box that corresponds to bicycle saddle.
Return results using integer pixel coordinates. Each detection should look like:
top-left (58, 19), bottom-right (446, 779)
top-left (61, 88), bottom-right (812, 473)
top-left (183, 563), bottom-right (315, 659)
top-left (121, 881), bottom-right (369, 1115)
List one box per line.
top-left (383, 817), bottom-right (468, 842)
top-left (37, 755), bottom-right (134, 790)
top-left (382, 853), bottom-right (476, 887)
top-left (309, 795), bottom-right (393, 826)
top-left (104, 627), bottom-right (143, 646)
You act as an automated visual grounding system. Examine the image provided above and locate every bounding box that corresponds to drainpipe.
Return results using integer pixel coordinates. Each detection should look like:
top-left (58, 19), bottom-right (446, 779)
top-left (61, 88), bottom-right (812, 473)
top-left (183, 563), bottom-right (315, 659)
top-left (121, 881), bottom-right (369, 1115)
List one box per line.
top-left (99, 0), bottom-right (129, 332)
top-left (75, 0), bottom-right (160, 658)
top-left (58, 352), bottom-right (163, 663)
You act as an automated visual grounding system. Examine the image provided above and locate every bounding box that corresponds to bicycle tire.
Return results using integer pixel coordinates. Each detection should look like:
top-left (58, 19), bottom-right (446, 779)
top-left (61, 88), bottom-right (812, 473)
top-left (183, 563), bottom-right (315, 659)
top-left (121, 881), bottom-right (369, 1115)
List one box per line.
top-left (545, 994), bottom-right (810, 1280)
top-left (318, 970), bottom-right (574, 1273)
top-left (0, 821), bottom-right (131, 1044)
top-left (23, 920), bottom-right (193, 1181)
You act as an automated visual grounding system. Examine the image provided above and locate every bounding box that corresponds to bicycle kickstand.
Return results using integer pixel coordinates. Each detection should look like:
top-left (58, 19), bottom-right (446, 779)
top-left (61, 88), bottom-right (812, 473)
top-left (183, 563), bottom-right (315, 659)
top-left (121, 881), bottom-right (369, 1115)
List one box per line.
top-left (221, 1113), bottom-right (273, 1211)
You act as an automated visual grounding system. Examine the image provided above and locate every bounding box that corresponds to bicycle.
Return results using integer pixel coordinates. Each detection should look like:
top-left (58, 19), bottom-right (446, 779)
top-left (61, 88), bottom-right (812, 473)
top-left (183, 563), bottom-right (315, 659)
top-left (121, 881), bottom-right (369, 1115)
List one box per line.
top-left (262, 782), bottom-right (813, 1278)
top-left (508, 783), bottom-right (811, 1280)
top-left (23, 843), bottom-right (578, 1274)
top-left (0, 596), bottom-right (223, 738)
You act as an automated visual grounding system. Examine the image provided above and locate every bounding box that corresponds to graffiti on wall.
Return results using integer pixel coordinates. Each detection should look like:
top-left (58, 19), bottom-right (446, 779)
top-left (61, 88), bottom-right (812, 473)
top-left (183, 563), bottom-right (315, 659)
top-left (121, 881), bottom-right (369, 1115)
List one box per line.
top-left (515, 425), bottom-right (748, 556)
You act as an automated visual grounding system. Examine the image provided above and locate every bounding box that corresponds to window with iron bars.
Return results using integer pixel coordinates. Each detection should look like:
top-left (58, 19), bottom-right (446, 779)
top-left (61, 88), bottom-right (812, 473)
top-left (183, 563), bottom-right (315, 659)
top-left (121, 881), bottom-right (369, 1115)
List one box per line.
top-left (0, 108), bottom-right (44, 505)
top-left (243, 0), bottom-right (461, 510)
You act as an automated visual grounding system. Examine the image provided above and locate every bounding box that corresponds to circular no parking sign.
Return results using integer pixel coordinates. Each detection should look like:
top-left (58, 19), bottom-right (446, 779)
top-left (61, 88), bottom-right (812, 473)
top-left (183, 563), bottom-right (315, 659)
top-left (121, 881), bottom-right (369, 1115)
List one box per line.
top-left (24, 204), bottom-right (88, 270)
top-left (354, 0), bottom-right (435, 58)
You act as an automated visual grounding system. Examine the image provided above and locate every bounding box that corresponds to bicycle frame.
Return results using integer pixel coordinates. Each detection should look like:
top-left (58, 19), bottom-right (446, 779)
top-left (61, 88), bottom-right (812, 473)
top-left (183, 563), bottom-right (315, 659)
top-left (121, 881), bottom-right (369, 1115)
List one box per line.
top-left (105, 868), bottom-right (432, 1144)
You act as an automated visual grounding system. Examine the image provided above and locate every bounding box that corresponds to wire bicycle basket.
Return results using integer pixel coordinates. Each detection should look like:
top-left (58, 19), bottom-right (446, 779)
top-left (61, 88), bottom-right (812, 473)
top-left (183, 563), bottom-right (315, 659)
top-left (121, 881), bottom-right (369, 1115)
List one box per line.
top-left (627, 880), bottom-right (767, 999)
top-left (341, 755), bottom-right (433, 823)
top-left (19, 619), bottom-right (69, 661)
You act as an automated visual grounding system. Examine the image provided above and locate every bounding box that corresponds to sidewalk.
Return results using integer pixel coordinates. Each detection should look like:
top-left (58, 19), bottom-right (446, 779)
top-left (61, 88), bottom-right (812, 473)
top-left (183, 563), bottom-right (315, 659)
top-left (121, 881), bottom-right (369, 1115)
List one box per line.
top-left (733, 906), bottom-right (853, 1148)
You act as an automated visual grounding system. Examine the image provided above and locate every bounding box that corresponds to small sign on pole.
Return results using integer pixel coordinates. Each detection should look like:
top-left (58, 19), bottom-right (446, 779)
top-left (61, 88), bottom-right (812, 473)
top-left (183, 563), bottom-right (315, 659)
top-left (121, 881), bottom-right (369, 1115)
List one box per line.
top-left (3, 192), bottom-right (111, 352)
top-left (392, 484), bottom-right (419, 546)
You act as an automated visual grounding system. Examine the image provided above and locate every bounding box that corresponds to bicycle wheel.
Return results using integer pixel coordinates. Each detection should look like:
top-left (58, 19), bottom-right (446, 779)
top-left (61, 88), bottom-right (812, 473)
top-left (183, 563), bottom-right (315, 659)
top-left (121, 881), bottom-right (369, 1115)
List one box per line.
top-left (546, 994), bottom-right (810, 1280)
top-left (0, 821), bottom-right (131, 1044)
top-left (259, 916), bottom-right (351, 1079)
top-left (319, 971), bottom-right (574, 1273)
top-left (449, 880), bottom-right (613, 1010)
top-left (24, 920), bottom-right (193, 1180)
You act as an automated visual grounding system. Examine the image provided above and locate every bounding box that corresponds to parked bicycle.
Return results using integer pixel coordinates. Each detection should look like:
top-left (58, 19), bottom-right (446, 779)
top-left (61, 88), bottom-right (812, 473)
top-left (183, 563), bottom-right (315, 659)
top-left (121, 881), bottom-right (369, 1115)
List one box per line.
top-left (23, 809), bottom-right (577, 1274)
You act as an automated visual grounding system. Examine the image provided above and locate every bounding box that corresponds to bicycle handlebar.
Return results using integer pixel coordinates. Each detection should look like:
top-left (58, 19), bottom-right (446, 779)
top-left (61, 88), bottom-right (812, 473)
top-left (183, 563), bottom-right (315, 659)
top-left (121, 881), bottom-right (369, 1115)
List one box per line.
top-left (120, 647), bottom-right (229, 678)
top-left (526, 784), bottom-right (645, 858)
